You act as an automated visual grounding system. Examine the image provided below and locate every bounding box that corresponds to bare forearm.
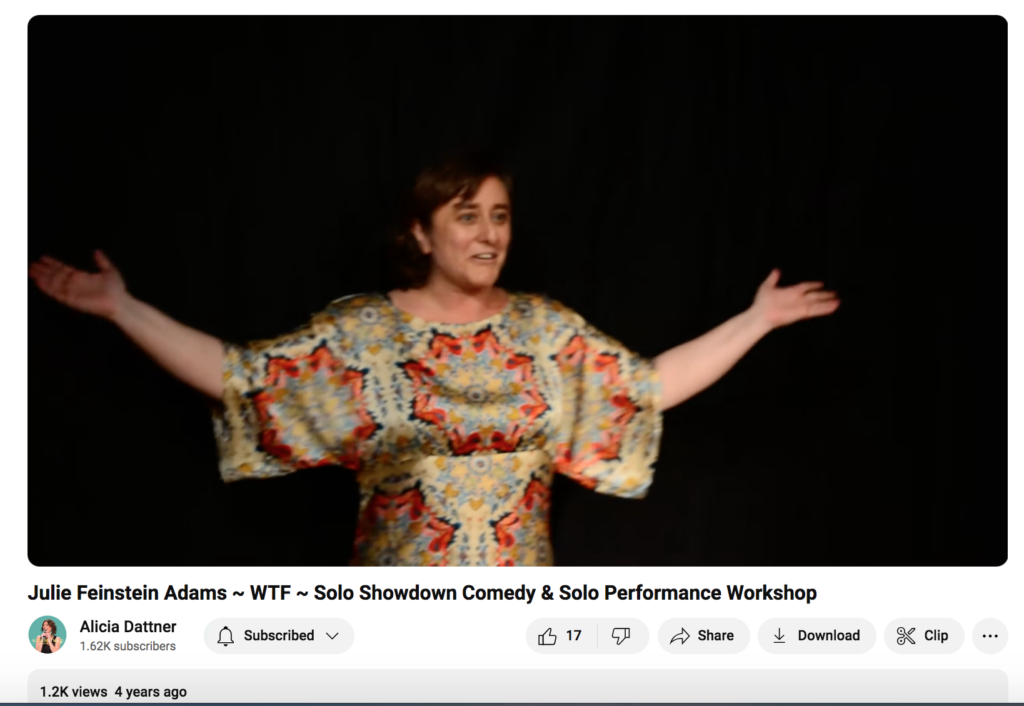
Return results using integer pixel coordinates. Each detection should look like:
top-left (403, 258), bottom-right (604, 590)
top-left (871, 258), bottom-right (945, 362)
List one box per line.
top-left (110, 295), bottom-right (225, 400)
top-left (653, 307), bottom-right (773, 411)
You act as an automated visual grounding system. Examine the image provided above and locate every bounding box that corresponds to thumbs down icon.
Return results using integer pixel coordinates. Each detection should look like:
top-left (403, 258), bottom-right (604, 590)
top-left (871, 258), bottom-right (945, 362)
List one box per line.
top-left (611, 627), bottom-right (631, 645)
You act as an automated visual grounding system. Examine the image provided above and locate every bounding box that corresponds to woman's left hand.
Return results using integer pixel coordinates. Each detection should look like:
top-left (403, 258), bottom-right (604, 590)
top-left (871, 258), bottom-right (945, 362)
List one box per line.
top-left (750, 269), bottom-right (840, 330)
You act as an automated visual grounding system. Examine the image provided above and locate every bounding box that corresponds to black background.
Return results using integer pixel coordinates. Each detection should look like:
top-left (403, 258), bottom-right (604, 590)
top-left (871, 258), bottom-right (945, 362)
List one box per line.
top-left (29, 16), bottom-right (1006, 566)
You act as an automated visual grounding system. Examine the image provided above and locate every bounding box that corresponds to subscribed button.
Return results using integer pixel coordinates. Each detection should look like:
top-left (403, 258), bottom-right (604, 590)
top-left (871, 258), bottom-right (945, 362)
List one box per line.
top-left (204, 619), bottom-right (353, 654)
top-left (885, 619), bottom-right (963, 654)
top-left (658, 619), bottom-right (749, 654)
top-left (758, 619), bottom-right (875, 654)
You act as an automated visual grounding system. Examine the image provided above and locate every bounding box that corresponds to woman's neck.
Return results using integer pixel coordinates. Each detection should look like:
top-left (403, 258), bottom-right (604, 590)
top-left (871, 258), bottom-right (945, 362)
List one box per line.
top-left (388, 281), bottom-right (508, 324)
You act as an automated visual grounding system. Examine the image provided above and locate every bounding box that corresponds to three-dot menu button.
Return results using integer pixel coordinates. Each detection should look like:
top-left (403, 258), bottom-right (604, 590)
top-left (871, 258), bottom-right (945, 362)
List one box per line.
top-left (973, 619), bottom-right (1007, 654)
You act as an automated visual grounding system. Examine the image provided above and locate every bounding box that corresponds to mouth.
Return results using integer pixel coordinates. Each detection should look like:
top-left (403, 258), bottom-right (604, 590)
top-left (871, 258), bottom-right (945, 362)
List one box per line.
top-left (470, 253), bottom-right (500, 263)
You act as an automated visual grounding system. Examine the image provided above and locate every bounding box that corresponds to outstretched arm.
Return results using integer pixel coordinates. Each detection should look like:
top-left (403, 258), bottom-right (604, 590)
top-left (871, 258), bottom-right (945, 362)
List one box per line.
top-left (29, 251), bottom-right (225, 400)
top-left (653, 269), bottom-right (840, 411)
top-left (109, 295), bottom-right (225, 400)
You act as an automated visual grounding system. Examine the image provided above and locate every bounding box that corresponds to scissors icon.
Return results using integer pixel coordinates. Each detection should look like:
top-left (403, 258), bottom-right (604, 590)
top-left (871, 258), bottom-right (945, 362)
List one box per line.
top-left (897, 627), bottom-right (916, 645)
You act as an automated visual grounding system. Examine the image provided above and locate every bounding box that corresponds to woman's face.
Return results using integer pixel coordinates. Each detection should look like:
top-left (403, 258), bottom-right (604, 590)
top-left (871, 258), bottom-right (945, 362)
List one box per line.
top-left (413, 176), bottom-right (511, 292)
top-left (42, 623), bottom-right (53, 635)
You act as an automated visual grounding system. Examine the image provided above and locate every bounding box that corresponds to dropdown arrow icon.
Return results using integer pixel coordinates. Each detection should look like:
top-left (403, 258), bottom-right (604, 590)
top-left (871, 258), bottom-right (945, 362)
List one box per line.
top-left (326, 632), bottom-right (338, 640)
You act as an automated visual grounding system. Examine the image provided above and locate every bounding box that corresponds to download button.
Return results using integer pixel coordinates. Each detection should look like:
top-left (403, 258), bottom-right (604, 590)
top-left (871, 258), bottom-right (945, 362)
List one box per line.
top-left (758, 619), bottom-right (875, 654)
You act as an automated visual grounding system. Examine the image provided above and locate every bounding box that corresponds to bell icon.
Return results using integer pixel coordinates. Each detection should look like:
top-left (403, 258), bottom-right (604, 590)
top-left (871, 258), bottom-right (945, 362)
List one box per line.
top-left (217, 627), bottom-right (234, 646)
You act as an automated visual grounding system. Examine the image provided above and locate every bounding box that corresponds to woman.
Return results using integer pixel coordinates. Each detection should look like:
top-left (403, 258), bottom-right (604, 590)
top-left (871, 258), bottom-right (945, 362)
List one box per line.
top-left (35, 620), bottom-right (61, 653)
top-left (29, 151), bottom-right (839, 566)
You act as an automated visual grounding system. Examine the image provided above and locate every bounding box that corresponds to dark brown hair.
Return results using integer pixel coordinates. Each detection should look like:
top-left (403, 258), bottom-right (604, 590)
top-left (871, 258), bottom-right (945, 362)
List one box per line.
top-left (42, 620), bottom-right (57, 635)
top-left (389, 150), bottom-right (513, 289)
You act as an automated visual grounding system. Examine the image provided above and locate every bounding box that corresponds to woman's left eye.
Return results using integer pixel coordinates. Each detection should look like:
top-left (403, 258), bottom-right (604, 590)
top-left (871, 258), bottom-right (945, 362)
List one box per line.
top-left (459, 214), bottom-right (476, 223)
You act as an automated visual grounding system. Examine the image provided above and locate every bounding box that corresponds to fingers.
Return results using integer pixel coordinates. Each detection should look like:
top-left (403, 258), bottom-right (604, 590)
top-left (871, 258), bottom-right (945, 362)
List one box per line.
top-left (29, 259), bottom-right (76, 303)
top-left (39, 255), bottom-right (71, 269)
top-left (30, 258), bottom-right (70, 285)
top-left (28, 264), bottom-right (58, 298)
top-left (802, 290), bottom-right (839, 318)
top-left (765, 273), bottom-right (834, 297)
top-left (94, 249), bottom-right (114, 271)
top-left (28, 261), bottom-right (56, 294)
top-left (809, 299), bottom-right (841, 317)
top-left (29, 260), bottom-right (57, 294)
top-left (57, 266), bottom-right (76, 303)
top-left (807, 289), bottom-right (839, 302)
top-left (47, 266), bottom-right (72, 303)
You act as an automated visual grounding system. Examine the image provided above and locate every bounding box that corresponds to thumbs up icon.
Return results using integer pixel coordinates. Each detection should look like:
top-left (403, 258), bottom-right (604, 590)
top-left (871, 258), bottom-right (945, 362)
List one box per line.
top-left (538, 628), bottom-right (557, 646)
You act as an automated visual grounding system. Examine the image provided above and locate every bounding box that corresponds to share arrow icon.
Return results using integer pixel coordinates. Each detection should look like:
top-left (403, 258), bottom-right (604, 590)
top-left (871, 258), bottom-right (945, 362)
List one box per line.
top-left (670, 628), bottom-right (690, 646)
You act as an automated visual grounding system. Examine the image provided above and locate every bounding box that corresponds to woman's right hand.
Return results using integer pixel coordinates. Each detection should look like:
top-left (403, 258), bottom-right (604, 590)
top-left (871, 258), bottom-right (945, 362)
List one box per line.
top-left (29, 250), bottom-right (128, 320)
top-left (29, 248), bottom-right (226, 399)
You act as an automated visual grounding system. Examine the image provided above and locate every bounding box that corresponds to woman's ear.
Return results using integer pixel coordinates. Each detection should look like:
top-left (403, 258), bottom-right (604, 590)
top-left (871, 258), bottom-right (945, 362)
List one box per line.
top-left (411, 221), bottom-right (432, 255)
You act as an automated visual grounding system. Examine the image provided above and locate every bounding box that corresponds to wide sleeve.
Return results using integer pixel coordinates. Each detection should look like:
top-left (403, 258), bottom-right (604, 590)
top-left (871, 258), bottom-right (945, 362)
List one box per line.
top-left (549, 305), bottom-right (663, 499)
top-left (212, 303), bottom-right (380, 483)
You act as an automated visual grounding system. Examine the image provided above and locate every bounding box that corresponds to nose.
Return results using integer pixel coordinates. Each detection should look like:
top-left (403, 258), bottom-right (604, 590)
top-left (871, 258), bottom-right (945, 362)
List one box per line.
top-left (479, 221), bottom-right (500, 245)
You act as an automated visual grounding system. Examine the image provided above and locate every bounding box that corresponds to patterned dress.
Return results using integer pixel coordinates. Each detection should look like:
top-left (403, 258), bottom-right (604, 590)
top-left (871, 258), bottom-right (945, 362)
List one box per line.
top-left (213, 291), bottom-right (662, 566)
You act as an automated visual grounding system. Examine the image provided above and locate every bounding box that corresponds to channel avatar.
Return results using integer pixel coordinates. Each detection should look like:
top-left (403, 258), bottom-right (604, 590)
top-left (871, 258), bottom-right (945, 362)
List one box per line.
top-left (30, 616), bottom-right (66, 654)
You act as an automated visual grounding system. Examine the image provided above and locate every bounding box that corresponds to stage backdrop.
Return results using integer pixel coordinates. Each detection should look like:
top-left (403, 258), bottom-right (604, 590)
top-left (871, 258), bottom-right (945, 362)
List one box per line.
top-left (28, 16), bottom-right (1005, 566)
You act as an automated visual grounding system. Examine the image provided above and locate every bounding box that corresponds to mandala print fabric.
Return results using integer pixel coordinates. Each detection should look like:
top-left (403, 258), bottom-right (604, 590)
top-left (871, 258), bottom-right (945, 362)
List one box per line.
top-left (213, 291), bottom-right (662, 566)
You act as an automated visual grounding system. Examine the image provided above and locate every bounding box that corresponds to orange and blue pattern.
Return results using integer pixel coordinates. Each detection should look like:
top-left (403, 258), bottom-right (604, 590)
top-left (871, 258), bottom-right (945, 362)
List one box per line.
top-left (213, 291), bottom-right (662, 566)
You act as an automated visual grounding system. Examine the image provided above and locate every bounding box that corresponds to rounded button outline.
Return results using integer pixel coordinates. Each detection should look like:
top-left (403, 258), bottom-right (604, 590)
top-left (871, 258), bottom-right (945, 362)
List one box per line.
top-left (658, 618), bottom-right (750, 654)
top-left (758, 618), bottom-right (875, 654)
top-left (883, 618), bottom-right (964, 654)
top-left (972, 618), bottom-right (1008, 654)
top-left (526, 618), bottom-right (649, 654)
top-left (203, 618), bottom-right (354, 654)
